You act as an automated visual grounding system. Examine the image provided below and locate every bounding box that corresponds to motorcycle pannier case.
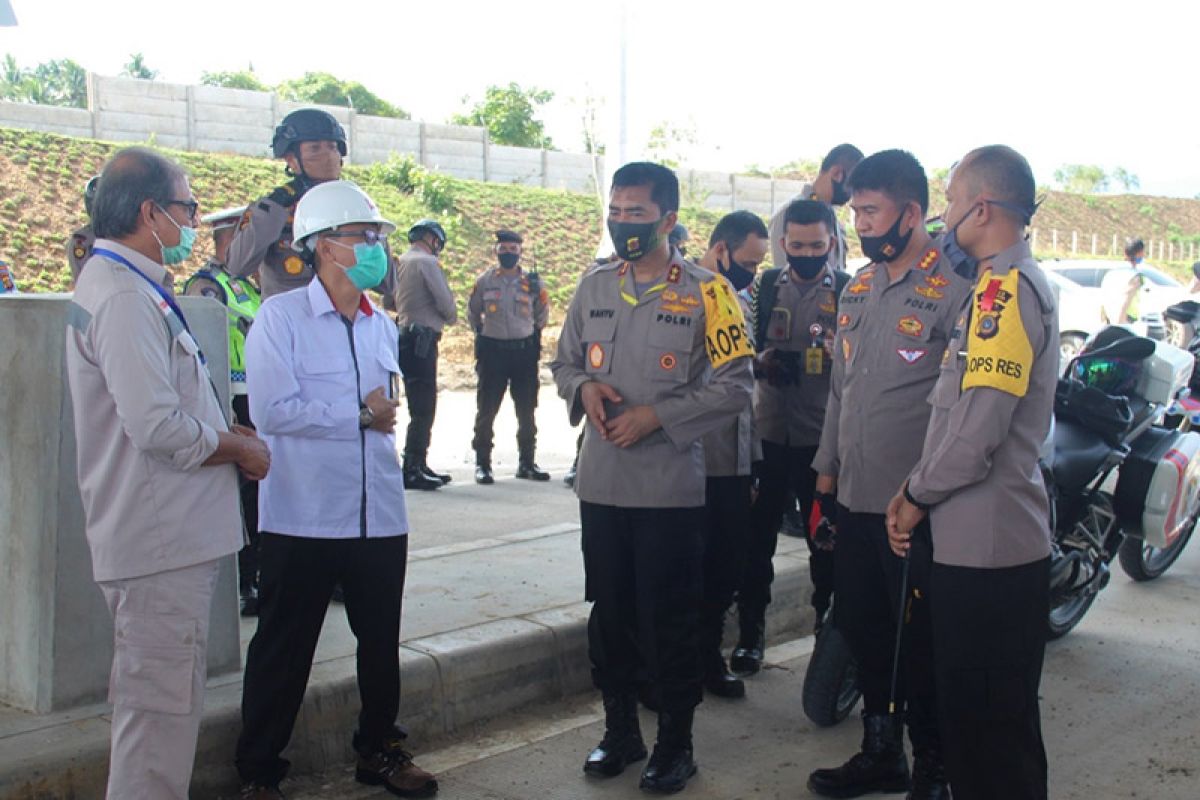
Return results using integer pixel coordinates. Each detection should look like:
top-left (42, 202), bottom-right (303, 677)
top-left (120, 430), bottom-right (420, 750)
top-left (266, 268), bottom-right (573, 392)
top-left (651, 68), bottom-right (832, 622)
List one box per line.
top-left (1114, 427), bottom-right (1200, 548)
top-left (1137, 340), bottom-right (1194, 405)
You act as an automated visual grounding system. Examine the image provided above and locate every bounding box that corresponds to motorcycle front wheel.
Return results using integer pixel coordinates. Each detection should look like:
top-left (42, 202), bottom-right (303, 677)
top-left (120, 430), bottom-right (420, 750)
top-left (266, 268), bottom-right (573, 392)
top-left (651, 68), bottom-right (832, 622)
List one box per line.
top-left (1047, 585), bottom-right (1098, 639)
top-left (1118, 519), bottom-right (1196, 581)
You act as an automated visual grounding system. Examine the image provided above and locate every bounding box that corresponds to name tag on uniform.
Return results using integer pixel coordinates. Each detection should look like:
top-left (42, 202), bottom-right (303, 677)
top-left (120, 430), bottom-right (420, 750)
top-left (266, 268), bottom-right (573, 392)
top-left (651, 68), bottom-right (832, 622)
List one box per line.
top-left (768, 307), bottom-right (790, 341)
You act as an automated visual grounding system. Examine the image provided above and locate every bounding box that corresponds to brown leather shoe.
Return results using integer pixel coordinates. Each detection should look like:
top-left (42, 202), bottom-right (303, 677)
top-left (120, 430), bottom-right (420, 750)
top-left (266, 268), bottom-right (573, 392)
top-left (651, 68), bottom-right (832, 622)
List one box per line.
top-left (356, 747), bottom-right (439, 797)
top-left (240, 783), bottom-right (284, 799)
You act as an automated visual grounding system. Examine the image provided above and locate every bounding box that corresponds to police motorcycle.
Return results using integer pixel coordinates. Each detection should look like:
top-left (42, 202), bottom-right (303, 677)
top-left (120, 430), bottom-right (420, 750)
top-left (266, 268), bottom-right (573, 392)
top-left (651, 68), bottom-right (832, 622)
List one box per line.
top-left (1046, 326), bottom-right (1200, 638)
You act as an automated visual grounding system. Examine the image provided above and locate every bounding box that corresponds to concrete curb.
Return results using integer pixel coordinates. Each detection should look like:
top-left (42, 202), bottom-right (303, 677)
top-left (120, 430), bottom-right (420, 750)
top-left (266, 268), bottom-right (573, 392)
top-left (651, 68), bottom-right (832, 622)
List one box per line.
top-left (0, 552), bottom-right (813, 800)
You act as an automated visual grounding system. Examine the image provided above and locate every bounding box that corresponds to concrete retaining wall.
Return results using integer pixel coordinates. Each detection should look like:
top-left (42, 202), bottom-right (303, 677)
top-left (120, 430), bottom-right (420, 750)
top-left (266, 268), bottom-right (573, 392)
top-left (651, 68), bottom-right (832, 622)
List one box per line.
top-left (0, 74), bottom-right (817, 214)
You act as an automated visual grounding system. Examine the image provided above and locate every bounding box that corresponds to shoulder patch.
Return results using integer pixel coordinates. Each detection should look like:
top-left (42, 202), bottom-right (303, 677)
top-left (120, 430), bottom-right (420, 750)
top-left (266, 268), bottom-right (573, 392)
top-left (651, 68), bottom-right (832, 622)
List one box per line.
top-left (702, 277), bottom-right (753, 369)
top-left (962, 267), bottom-right (1032, 397)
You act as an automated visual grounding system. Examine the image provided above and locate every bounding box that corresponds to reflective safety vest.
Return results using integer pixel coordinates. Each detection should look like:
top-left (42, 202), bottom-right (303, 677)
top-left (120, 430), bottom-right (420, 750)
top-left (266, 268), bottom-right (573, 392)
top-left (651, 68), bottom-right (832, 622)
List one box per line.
top-left (183, 267), bottom-right (261, 391)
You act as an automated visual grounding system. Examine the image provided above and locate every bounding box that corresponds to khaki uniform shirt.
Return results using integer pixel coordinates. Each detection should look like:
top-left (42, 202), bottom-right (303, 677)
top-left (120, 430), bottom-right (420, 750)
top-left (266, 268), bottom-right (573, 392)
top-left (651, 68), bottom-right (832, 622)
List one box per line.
top-left (907, 240), bottom-right (1058, 568)
top-left (812, 244), bottom-right (972, 514)
top-left (394, 246), bottom-right (457, 332)
top-left (468, 267), bottom-right (550, 338)
top-left (67, 224), bottom-right (95, 282)
top-left (751, 266), bottom-right (841, 447)
top-left (769, 183), bottom-right (848, 271)
top-left (65, 239), bottom-right (243, 582)
top-left (551, 252), bottom-right (755, 508)
top-left (704, 291), bottom-right (756, 477)
top-left (225, 182), bottom-right (396, 303)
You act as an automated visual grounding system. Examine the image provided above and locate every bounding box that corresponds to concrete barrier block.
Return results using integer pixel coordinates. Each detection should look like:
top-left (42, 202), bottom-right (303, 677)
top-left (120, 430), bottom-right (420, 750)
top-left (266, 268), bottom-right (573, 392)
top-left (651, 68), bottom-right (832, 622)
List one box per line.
top-left (0, 101), bottom-right (91, 129)
top-left (96, 91), bottom-right (186, 118)
top-left (192, 120), bottom-right (274, 145)
top-left (407, 619), bottom-right (558, 731)
top-left (194, 138), bottom-right (270, 158)
top-left (425, 138), bottom-right (485, 159)
top-left (96, 109), bottom-right (187, 136)
top-left (192, 84), bottom-right (273, 109)
top-left (354, 115), bottom-right (421, 137)
top-left (192, 104), bottom-right (274, 128)
top-left (353, 131), bottom-right (421, 154)
top-left (97, 75), bottom-right (186, 102)
top-left (422, 122), bottom-right (484, 143)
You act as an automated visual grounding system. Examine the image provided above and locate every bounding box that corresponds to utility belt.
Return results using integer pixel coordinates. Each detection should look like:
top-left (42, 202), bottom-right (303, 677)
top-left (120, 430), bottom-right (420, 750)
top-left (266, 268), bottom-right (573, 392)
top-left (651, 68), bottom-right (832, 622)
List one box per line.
top-left (399, 323), bottom-right (442, 358)
top-left (477, 333), bottom-right (537, 351)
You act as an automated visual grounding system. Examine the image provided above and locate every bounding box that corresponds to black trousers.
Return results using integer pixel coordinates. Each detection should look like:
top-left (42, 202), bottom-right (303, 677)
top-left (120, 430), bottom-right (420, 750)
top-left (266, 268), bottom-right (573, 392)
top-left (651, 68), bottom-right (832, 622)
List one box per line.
top-left (931, 558), bottom-right (1050, 800)
top-left (834, 509), bottom-right (939, 747)
top-left (235, 533), bottom-right (409, 786)
top-left (232, 394), bottom-right (260, 592)
top-left (471, 337), bottom-right (540, 462)
top-left (701, 476), bottom-right (752, 669)
top-left (580, 501), bottom-right (704, 713)
top-left (741, 441), bottom-right (829, 633)
top-left (398, 334), bottom-right (438, 462)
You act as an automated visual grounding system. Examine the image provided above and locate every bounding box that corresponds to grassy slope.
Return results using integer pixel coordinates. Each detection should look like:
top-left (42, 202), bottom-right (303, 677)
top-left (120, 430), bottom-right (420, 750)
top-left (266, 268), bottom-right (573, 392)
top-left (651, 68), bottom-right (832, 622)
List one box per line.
top-left (4, 125), bottom-right (1200, 308)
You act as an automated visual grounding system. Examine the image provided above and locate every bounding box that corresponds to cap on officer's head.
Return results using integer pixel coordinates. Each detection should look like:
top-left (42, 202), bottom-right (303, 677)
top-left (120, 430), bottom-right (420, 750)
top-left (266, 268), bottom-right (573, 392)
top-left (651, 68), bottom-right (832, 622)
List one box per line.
top-left (202, 205), bottom-right (248, 234)
top-left (496, 229), bottom-right (523, 245)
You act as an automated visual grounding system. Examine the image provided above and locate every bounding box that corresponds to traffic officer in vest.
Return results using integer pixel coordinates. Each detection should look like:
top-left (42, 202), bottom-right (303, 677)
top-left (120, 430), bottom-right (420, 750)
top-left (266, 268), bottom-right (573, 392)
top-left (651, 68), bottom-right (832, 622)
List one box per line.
top-left (809, 150), bottom-right (971, 800)
top-left (468, 229), bottom-right (551, 483)
top-left (694, 210), bottom-right (770, 700)
top-left (225, 108), bottom-right (396, 303)
top-left (767, 144), bottom-right (863, 272)
top-left (734, 199), bottom-right (846, 677)
top-left (183, 205), bottom-right (264, 616)
top-left (887, 145), bottom-right (1056, 800)
top-left (66, 175), bottom-right (99, 282)
top-left (394, 218), bottom-right (457, 490)
top-left (551, 162), bottom-right (754, 793)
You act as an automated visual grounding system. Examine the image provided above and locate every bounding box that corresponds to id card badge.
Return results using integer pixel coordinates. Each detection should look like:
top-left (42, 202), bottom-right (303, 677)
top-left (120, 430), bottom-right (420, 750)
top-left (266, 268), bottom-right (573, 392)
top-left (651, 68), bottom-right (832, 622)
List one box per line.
top-left (768, 307), bottom-right (790, 342)
top-left (805, 347), bottom-right (825, 375)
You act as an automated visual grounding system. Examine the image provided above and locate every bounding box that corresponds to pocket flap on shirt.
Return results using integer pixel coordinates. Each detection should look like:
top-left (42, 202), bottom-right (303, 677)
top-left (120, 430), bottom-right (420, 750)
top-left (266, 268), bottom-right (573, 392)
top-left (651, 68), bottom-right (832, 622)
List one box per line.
top-left (299, 352), bottom-right (351, 375)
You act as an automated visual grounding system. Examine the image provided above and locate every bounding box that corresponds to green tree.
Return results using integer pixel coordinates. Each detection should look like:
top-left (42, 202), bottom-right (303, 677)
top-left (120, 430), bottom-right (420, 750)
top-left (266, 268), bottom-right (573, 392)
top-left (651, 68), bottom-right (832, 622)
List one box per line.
top-left (1054, 164), bottom-right (1109, 194)
top-left (450, 83), bottom-right (555, 149)
top-left (122, 53), bottom-right (157, 80)
top-left (200, 69), bottom-right (268, 92)
top-left (277, 72), bottom-right (409, 119)
top-left (1113, 166), bottom-right (1141, 192)
top-left (645, 120), bottom-right (697, 169)
top-left (0, 54), bottom-right (87, 107)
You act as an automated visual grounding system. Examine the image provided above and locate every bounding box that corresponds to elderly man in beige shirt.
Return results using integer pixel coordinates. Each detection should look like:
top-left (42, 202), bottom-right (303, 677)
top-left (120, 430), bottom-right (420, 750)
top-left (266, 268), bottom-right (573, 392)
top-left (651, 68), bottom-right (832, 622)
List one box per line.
top-left (66, 147), bottom-right (270, 799)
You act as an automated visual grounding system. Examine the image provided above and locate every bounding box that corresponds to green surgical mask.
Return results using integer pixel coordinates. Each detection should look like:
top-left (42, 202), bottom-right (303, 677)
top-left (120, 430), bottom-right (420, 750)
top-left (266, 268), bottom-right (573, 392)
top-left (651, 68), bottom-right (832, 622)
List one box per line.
top-left (153, 204), bottom-right (198, 265)
top-left (329, 240), bottom-right (389, 290)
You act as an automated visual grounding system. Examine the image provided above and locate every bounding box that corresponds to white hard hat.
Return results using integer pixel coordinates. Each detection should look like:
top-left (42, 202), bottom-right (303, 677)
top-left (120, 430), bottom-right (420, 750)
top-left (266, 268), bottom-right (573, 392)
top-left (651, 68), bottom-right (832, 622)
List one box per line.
top-left (291, 180), bottom-right (396, 252)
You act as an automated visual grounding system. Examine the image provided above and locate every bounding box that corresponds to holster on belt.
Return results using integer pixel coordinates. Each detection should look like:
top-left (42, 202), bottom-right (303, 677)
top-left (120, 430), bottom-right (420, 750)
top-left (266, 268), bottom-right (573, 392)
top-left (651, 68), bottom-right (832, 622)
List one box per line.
top-left (402, 324), bottom-right (440, 358)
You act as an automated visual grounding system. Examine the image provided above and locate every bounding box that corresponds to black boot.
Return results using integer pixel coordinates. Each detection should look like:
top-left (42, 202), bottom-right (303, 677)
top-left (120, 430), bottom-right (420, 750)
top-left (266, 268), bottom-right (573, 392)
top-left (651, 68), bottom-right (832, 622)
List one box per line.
top-left (639, 709), bottom-right (697, 793)
top-left (907, 746), bottom-right (950, 800)
top-left (808, 713), bottom-right (911, 798)
top-left (420, 458), bottom-right (451, 485)
top-left (474, 456), bottom-right (495, 485)
top-left (584, 692), bottom-right (647, 777)
top-left (702, 655), bottom-right (745, 699)
top-left (403, 455), bottom-right (441, 491)
top-left (516, 460), bottom-right (550, 481)
top-left (239, 582), bottom-right (259, 617)
top-left (729, 617), bottom-right (765, 676)
top-left (563, 458), bottom-right (577, 487)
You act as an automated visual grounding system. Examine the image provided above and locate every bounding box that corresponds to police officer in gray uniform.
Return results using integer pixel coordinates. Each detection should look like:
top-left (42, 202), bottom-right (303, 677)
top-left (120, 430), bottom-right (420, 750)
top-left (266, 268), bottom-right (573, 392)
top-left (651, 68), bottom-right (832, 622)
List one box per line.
top-left (66, 175), bottom-right (99, 282)
top-left (394, 219), bottom-right (457, 490)
top-left (225, 108), bottom-right (396, 302)
top-left (468, 230), bottom-right (550, 483)
top-left (809, 150), bottom-right (971, 800)
top-left (552, 162), bottom-right (754, 794)
top-left (888, 145), bottom-right (1056, 800)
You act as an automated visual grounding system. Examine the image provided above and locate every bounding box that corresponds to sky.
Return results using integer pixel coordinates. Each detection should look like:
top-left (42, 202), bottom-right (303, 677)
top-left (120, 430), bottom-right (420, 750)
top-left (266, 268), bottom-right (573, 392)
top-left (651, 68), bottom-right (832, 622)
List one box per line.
top-left (3, 0), bottom-right (1198, 198)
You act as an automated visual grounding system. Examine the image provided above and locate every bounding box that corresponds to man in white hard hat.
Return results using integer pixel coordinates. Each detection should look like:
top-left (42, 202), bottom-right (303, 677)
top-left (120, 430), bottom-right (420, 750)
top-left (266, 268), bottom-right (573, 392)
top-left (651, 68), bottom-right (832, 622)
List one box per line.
top-left (235, 181), bottom-right (438, 799)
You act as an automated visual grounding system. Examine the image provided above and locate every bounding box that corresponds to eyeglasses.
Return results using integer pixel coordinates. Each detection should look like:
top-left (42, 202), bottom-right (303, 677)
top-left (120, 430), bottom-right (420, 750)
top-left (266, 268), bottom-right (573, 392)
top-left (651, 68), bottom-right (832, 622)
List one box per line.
top-left (163, 199), bottom-right (200, 221)
top-left (325, 229), bottom-right (388, 246)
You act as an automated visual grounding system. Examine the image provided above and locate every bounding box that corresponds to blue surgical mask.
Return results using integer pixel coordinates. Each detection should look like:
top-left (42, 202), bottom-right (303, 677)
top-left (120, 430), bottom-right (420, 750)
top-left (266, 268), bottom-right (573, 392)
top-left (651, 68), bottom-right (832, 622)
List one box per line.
top-left (152, 204), bottom-right (198, 265)
top-left (329, 239), bottom-right (389, 290)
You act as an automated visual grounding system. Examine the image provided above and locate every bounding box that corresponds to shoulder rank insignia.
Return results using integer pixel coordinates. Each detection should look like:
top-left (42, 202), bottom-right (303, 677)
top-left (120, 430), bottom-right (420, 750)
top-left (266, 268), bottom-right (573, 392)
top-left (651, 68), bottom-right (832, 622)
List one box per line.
top-left (917, 248), bottom-right (939, 271)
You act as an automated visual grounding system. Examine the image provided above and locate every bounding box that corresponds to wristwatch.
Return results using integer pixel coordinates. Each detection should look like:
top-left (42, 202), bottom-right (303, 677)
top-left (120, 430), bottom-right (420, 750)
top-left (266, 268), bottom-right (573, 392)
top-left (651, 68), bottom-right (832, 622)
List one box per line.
top-left (358, 406), bottom-right (375, 430)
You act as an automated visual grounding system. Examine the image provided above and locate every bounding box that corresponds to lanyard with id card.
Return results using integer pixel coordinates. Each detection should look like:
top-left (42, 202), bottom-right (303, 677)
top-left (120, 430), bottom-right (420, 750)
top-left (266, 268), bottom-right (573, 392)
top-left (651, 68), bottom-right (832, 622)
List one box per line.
top-left (806, 323), bottom-right (826, 375)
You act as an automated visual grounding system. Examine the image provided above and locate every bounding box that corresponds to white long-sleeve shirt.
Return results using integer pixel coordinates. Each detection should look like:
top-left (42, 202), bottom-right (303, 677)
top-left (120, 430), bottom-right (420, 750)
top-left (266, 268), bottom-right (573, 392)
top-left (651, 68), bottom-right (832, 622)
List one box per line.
top-left (246, 278), bottom-right (408, 539)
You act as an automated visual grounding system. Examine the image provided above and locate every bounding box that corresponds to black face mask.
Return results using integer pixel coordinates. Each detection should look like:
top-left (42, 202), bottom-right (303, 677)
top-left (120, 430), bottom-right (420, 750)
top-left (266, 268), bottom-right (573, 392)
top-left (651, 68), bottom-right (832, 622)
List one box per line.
top-left (720, 249), bottom-right (755, 290)
top-left (608, 217), bottom-right (663, 261)
top-left (786, 253), bottom-right (828, 280)
top-left (497, 252), bottom-right (520, 269)
top-left (830, 177), bottom-right (851, 206)
top-left (860, 209), bottom-right (913, 263)
top-left (940, 204), bottom-right (981, 277)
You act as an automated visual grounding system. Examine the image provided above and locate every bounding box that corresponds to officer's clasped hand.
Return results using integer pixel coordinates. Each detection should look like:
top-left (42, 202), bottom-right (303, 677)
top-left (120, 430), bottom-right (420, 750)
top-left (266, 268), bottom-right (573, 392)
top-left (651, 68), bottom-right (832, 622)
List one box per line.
top-left (364, 386), bottom-right (400, 433)
top-left (581, 380), bottom-right (623, 440)
top-left (232, 424), bottom-right (271, 481)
